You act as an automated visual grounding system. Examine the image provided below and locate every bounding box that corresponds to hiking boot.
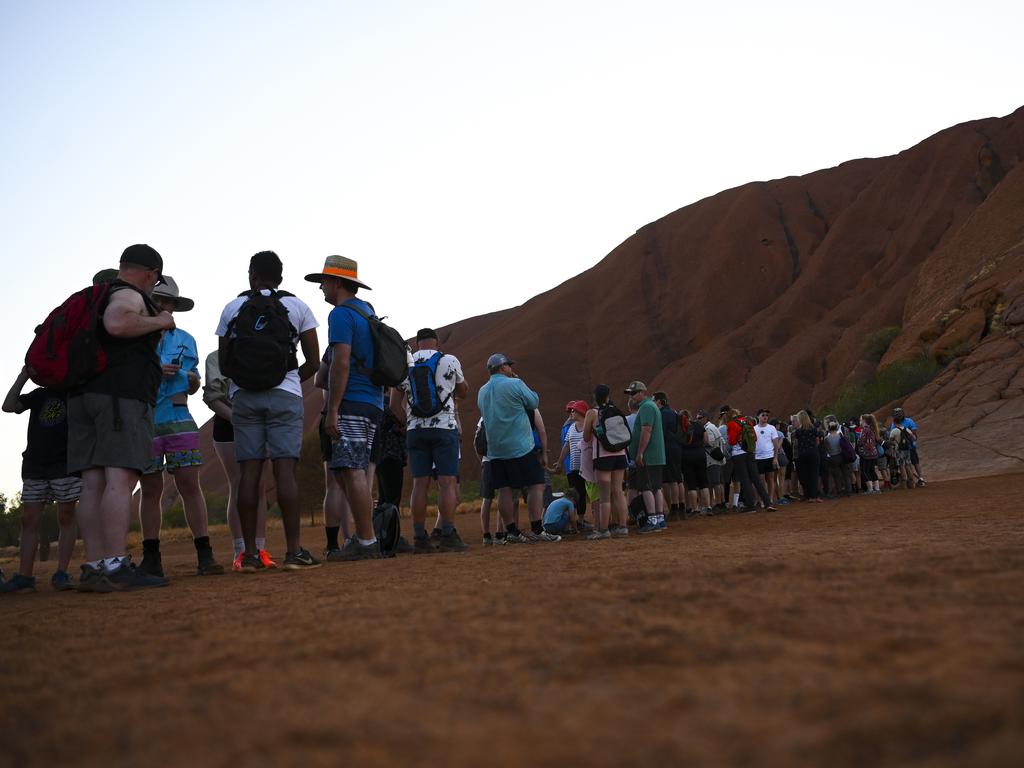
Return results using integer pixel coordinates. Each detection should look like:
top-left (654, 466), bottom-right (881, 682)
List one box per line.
top-left (412, 535), bottom-right (436, 554)
top-left (334, 537), bottom-right (383, 561)
top-left (395, 536), bottom-right (414, 554)
top-left (657, 518), bottom-right (668, 530)
top-left (438, 529), bottom-right (470, 552)
top-left (237, 553), bottom-right (266, 573)
top-left (0, 573), bottom-right (37, 593)
top-left (197, 549), bottom-right (225, 576)
top-left (537, 531), bottom-right (562, 543)
top-left (77, 563), bottom-right (116, 593)
top-left (283, 548), bottom-right (322, 571)
top-left (429, 528), bottom-right (443, 546)
top-left (51, 570), bottom-right (75, 591)
top-left (482, 535), bottom-right (496, 547)
top-left (637, 521), bottom-right (660, 535)
top-left (137, 551), bottom-right (164, 578)
top-left (586, 529), bottom-right (611, 540)
top-left (610, 525), bottom-right (629, 537)
top-left (107, 559), bottom-right (170, 590)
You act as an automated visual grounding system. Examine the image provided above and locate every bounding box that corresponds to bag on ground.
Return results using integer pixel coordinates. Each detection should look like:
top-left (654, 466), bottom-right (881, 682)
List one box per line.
top-left (373, 502), bottom-right (401, 558)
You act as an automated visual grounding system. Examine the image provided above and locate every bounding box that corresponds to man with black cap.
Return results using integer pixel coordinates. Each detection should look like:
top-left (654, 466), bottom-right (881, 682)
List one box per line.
top-left (217, 250), bottom-right (321, 572)
top-left (70, 244), bottom-right (176, 592)
top-left (477, 353), bottom-right (559, 543)
top-left (389, 328), bottom-right (469, 553)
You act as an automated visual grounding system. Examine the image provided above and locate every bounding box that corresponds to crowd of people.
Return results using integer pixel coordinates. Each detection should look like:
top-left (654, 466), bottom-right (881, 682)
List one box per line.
top-left (0, 245), bottom-right (926, 593)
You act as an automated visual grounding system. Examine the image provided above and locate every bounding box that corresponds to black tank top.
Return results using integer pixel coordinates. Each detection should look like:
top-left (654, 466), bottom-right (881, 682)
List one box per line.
top-left (82, 281), bottom-right (162, 404)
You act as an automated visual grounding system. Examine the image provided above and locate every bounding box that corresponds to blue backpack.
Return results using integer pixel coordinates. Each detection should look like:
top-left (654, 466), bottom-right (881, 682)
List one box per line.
top-left (408, 351), bottom-right (450, 418)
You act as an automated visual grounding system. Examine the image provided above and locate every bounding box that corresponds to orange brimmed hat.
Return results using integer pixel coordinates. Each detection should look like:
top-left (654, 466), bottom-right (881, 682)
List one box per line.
top-left (304, 255), bottom-right (372, 290)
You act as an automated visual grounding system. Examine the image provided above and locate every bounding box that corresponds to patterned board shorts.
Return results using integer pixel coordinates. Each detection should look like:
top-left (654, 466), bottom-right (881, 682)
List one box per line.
top-left (329, 402), bottom-right (382, 472)
top-left (22, 476), bottom-right (83, 504)
top-left (144, 408), bottom-right (202, 475)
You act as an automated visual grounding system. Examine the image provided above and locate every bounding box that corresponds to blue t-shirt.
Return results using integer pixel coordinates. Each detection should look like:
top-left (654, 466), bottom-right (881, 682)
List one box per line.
top-left (542, 497), bottom-right (574, 529)
top-left (327, 298), bottom-right (384, 409)
top-left (154, 328), bottom-right (199, 424)
top-left (560, 422), bottom-right (572, 473)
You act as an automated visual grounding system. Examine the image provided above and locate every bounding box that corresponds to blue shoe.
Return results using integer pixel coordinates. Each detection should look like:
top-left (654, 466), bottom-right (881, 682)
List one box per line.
top-left (637, 522), bottom-right (661, 535)
top-left (51, 570), bottom-right (75, 591)
top-left (656, 518), bottom-right (668, 531)
top-left (0, 573), bottom-right (37, 593)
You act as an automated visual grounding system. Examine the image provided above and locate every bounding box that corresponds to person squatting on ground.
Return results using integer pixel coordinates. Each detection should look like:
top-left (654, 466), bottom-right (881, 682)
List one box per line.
top-left (308, 255), bottom-right (384, 561)
top-left (217, 250), bottom-right (321, 572)
top-left (477, 353), bottom-right (561, 543)
top-left (1, 367), bottom-right (81, 592)
top-left (203, 350), bottom-right (276, 571)
top-left (390, 327), bottom-right (470, 554)
top-left (137, 276), bottom-right (223, 578)
top-left (69, 245), bottom-right (175, 592)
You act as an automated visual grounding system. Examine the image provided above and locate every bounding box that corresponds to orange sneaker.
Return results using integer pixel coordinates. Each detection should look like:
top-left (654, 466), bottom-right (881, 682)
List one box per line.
top-left (259, 550), bottom-right (278, 569)
top-left (232, 552), bottom-right (245, 572)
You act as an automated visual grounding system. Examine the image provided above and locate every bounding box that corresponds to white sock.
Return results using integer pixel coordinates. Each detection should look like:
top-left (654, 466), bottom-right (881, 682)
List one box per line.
top-left (357, 537), bottom-right (377, 547)
top-left (732, 493), bottom-right (740, 507)
top-left (233, 538), bottom-right (245, 557)
top-left (255, 537), bottom-right (266, 551)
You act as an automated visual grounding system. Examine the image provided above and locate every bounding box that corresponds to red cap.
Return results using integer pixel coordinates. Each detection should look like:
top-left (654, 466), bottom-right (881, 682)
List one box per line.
top-left (568, 401), bottom-right (589, 416)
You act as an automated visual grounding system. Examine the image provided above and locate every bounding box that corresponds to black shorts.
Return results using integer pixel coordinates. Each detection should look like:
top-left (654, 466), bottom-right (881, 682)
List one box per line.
top-left (663, 455), bottom-right (683, 484)
top-left (490, 451), bottom-right (545, 490)
top-left (593, 455), bottom-right (628, 472)
top-left (318, 414), bottom-right (332, 462)
top-left (479, 461), bottom-right (495, 500)
top-left (630, 464), bottom-right (663, 493)
top-left (212, 415), bottom-right (234, 443)
top-left (681, 454), bottom-right (709, 490)
top-left (756, 458), bottom-right (775, 475)
top-left (910, 446), bottom-right (920, 465)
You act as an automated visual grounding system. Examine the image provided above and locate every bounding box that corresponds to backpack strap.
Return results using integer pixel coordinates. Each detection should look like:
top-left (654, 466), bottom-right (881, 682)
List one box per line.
top-left (338, 301), bottom-right (376, 376)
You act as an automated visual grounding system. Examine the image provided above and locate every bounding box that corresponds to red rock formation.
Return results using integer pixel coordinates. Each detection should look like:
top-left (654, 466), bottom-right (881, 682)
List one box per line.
top-left (188, 105), bottom-right (1024, 503)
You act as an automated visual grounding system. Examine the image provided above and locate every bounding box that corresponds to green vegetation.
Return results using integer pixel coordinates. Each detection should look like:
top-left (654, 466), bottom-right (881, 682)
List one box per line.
top-left (863, 325), bottom-right (901, 362)
top-left (822, 355), bottom-right (942, 420)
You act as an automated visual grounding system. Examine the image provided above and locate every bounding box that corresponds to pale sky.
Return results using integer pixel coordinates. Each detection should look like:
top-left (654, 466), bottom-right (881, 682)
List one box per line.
top-left (1, 0), bottom-right (1021, 496)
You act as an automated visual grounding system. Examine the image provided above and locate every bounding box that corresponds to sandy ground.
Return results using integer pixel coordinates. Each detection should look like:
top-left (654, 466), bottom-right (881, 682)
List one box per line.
top-left (1, 474), bottom-right (1023, 768)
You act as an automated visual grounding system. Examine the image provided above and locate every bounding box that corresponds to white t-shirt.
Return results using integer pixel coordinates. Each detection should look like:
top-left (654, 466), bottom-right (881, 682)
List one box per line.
top-left (400, 349), bottom-right (465, 431)
top-left (754, 423), bottom-right (781, 460)
top-left (215, 290), bottom-right (319, 399)
top-left (705, 421), bottom-right (725, 466)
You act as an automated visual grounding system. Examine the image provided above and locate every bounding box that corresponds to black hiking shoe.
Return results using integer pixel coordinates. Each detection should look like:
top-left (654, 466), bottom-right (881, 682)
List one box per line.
top-left (107, 558), bottom-right (170, 590)
top-left (438, 529), bottom-right (469, 553)
top-left (413, 535), bottom-right (436, 555)
top-left (137, 551), bottom-right (164, 578)
top-left (196, 548), bottom-right (225, 576)
top-left (335, 538), bottom-right (383, 561)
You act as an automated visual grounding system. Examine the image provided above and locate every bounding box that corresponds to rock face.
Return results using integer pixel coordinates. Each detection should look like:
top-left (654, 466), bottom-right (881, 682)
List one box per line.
top-left (190, 106), bottom-right (1024, 502)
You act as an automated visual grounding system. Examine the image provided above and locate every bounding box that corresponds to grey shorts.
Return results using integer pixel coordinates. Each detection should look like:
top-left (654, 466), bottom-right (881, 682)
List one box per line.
top-left (707, 464), bottom-right (722, 486)
top-left (67, 393), bottom-right (154, 474)
top-left (22, 476), bottom-right (82, 504)
top-left (232, 389), bottom-right (304, 462)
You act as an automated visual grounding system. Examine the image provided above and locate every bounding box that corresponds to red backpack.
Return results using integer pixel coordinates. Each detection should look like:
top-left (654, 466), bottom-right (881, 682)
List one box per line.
top-left (26, 283), bottom-right (112, 389)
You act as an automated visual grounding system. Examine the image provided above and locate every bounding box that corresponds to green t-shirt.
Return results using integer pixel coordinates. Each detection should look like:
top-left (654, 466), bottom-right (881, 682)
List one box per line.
top-left (629, 398), bottom-right (666, 465)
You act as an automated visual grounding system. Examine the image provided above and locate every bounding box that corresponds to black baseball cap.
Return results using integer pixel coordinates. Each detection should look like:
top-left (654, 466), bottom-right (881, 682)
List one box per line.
top-left (120, 244), bottom-right (162, 274)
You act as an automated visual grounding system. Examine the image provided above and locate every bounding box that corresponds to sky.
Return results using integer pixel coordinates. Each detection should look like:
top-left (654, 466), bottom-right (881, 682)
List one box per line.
top-left (1, 0), bottom-right (1022, 496)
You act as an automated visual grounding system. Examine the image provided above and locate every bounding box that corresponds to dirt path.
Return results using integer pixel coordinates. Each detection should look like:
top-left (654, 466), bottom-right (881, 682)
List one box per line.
top-left (2, 475), bottom-right (1023, 767)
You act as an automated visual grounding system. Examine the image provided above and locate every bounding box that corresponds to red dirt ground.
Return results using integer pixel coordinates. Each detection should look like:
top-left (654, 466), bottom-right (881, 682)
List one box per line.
top-left (2, 474), bottom-right (1023, 767)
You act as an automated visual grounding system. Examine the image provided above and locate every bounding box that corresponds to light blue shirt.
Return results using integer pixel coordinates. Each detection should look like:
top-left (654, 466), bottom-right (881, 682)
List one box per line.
top-left (477, 373), bottom-right (540, 460)
top-left (542, 497), bottom-right (574, 529)
top-left (155, 328), bottom-right (199, 424)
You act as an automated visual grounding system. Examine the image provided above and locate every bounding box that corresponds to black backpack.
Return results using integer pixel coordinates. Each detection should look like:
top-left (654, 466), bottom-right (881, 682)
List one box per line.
top-left (223, 290), bottom-right (297, 391)
top-left (373, 502), bottom-right (401, 558)
top-left (339, 302), bottom-right (408, 387)
top-left (474, 420), bottom-right (488, 457)
top-left (408, 351), bottom-right (451, 418)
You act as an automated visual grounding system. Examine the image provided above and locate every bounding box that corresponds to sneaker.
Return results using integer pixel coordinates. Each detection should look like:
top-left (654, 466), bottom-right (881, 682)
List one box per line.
top-left (107, 559), bottom-right (170, 590)
top-left (429, 528), bottom-right (443, 546)
top-left (579, 521), bottom-right (595, 532)
top-left (51, 570), bottom-right (75, 591)
top-left (916, 479), bottom-right (926, 487)
top-left (656, 518), bottom-right (668, 530)
top-left (438, 529), bottom-right (470, 552)
top-left (521, 529), bottom-right (541, 542)
top-left (637, 521), bottom-right (662, 534)
top-left (586, 529), bottom-right (611, 540)
top-left (0, 573), bottom-right (37, 593)
top-left (76, 563), bottom-right (116, 593)
top-left (537, 531), bottom-right (562, 543)
top-left (237, 553), bottom-right (266, 573)
top-left (395, 536), bottom-right (414, 555)
top-left (334, 537), bottom-right (383, 561)
top-left (764, 505), bottom-right (778, 512)
top-left (137, 551), bottom-right (164, 578)
top-left (739, 506), bottom-right (758, 514)
top-left (282, 548), bottom-right (322, 570)
top-left (413, 535), bottom-right (436, 555)
top-left (503, 531), bottom-right (530, 544)
top-left (259, 550), bottom-right (278, 568)
top-left (610, 525), bottom-right (630, 537)
top-left (197, 549), bottom-right (225, 576)
top-left (232, 552), bottom-right (245, 572)
top-left (482, 536), bottom-right (496, 546)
